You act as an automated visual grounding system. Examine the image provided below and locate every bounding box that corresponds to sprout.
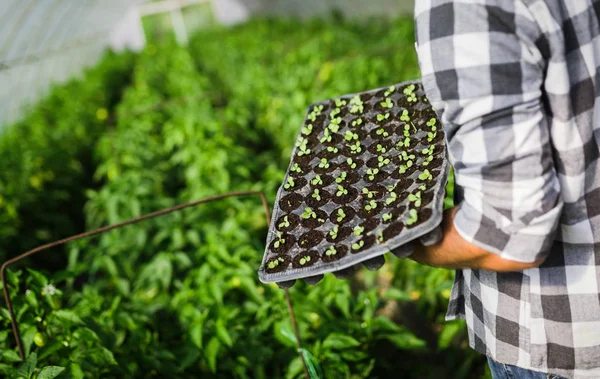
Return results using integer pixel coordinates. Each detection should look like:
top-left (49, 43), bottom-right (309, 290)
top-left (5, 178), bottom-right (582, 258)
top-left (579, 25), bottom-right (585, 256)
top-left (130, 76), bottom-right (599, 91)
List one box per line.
top-left (284, 177), bottom-right (295, 190)
top-left (362, 187), bottom-right (374, 199)
top-left (311, 188), bottom-right (321, 201)
top-left (378, 231), bottom-right (385, 243)
top-left (291, 163), bottom-right (303, 173)
top-left (327, 146), bottom-right (339, 153)
top-left (418, 169), bottom-right (432, 181)
top-left (385, 192), bottom-right (397, 205)
top-left (299, 255), bottom-right (312, 265)
top-left (336, 185), bottom-right (348, 197)
top-left (298, 144), bottom-right (311, 156)
top-left (384, 85), bottom-right (396, 98)
top-left (335, 172), bottom-right (347, 183)
top-left (397, 137), bottom-right (411, 149)
top-left (422, 146), bottom-right (434, 155)
top-left (308, 113), bottom-right (317, 122)
top-left (335, 98), bottom-right (348, 107)
top-left (365, 200), bottom-right (377, 211)
top-left (352, 240), bottom-right (365, 251)
top-left (302, 124), bottom-right (313, 136)
top-left (330, 108), bottom-right (341, 118)
top-left (329, 225), bottom-right (339, 240)
top-left (406, 209), bottom-right (419, 225)
top-left (353, 225), bottom-right (365, 236)
top-left (311, 175), bottom-right (323, 186)
top-left (376, 128), bottom-right (389, 137)
top-left (318, 158), bottom-right (330, 169)
top-left (407, 92), bottom-right (417, 103)
top-left (366, 168), bottom-right (379, 181)
top-left (403, 124), bottom-right (411, 137)
top-left (378, 156), bottom-right (390, 168)
top-left (274, 231), bottom-right (286, 248)
top-left (427, 131), bottom-right (437, 142)
top-left (328, 120), bottom-right (341, 133)
top-left (349, 141), bottom-right (362, 154)
top-left (344, 130), bottom-right (359, 141)
top-left (423, 155), bottom-right (434, 166)
top-left (346, 158), bottom-right (357, 169)
top-left (382, 213), bottom-right (393, 222)
top-left (427, 118), bottom-right (437, 128)
top-left (351, 118), bottom-right (363, 127)
top-left (336, 208), bottom-right (346, 222)
top-left (380, 98), bottom-right (393, 109)
top-left (267, 256), bottom-right (286, 269)
top-left (408, 191), bottom-right (422, 207)
top-left (326, 246), bottom-right (338, 256)
top-left (376, 144), bottom-right (387, 154)
top-left (400, 109), bottom-right (410, 122)
top-left (350, 95), bottom-right (364, 114)
top-left (400, 151), bottom-right (416, 162)
top-left (278, 216), bottom-right (290, 229)
top-left (419, 184), bottom-right (427, 191)
top-left (320, 132), bottom-right (332, 143)
top-left (377, 113), bottom-right (390, 122)
top-left (302, 207), bottom-right (316, 219)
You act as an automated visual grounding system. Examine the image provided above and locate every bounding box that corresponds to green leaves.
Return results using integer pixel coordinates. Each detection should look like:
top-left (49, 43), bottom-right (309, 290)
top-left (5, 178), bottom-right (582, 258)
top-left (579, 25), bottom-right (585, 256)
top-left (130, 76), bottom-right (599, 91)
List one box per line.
top-left (37, 366), bottom-right (66, 379)
top-left (323, 333), bottom-right (361, 350)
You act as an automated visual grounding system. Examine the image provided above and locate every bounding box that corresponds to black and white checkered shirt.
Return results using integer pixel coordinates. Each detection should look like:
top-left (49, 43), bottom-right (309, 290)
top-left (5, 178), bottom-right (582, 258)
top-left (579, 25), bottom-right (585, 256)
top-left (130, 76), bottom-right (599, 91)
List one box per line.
top-left (415, 1), bottom-right (600, 377)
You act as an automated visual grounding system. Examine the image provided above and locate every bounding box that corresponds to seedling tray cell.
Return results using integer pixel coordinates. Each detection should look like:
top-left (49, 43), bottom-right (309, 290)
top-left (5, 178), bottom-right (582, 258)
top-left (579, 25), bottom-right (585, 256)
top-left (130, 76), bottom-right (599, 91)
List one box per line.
top-left (259, 80), bottom-right (450, 285)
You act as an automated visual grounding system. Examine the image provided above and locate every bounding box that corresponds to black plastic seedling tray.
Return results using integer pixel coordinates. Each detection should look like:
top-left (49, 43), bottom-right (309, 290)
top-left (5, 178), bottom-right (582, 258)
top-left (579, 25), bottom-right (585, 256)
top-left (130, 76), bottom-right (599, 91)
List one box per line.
top-left (258, 80), bottom-right (449, 286)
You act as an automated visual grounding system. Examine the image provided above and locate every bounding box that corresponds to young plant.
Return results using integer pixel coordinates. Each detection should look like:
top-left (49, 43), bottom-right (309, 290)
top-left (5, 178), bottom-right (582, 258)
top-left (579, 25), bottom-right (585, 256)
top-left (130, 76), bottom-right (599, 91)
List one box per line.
top-left (385, 192), bottom-right (397, 205)
top-left (366, 168), bottom-right (379, 181)
top-left (362, 187), bottom-right (375, 199)
top-left (302, 207), bottom-right (316, 219)
top-left (403, 84), bottom-right (417, 102)
top-left (328, 118), bottom-right (342, 133)
top-left (301, 124), bottom-right (313, 136)
top-left (335, 171), bottom-right (347, 183)
top-left (284, 177), bottom-right (295, 190)
top-left (376, 144), bottom-right (387, 154)
top-left (427, 118), bottom-right (437, 130)
top-left (382, 213), bottom-right (393, 222)
top-left (403, 124), bottom-right (411, 137)
top-left (378, 156), bottom-right (390, 168)
top-left (318, 158), bottom-right (330, 169)
top-left (327, 146), bottom-right (339, 153)
top-left (419, 184), bottom-right (427, 191)
top-left (397, 137), bottom-right (411, 149)
top-left (349, 141), bottom-right (362, 154)
top-left (384, 85), bottom-right (395, 97)
top-left (298, 144), bottom-right (311, 156)
top-left (352, 118), bottom-right (363, 127)
top-left (352, 240), bottom-right (365, 251)
top-left (329, 225), bottom-right (339, 240)
top-left (423, 155), bottom-right (434, 166)
top-left (274, 231), bottom-right (286, 248)
top-left (268, 256), bottom-right (286, 269)
top-left (299, 255), bottom-right (312, 266)
top-left (380, 98), bottom-right (393, 109)
top-left (291, 163), bottom-right (303, 174)
top-left (336, 185), bottom-right (348, 197)
top-left (406, 209), bottom-right (419, 226)
top-left (330, 108), bottom-right (341, 118)
top-left (403, 84), bottom-right (415, 96)
top-left (377, 113), bottom-right (390, 122)
top-left (418, 169), bottom-right (432, 181)
top-left (376, 128), bottom-right (389, 138)
top-left (378, 231), bottom-right (385, 243)
top-left (335, 98), bottom-right (347, 107)
top-left (320, 131), bottom-right (332, 144)
top-left (326, 246), bottom-right (338, 256)
top-left (422, 146), bottom-right (435, 155)
top-left (427, 131), bottom-right (437, 142)
top-left (408, 191), bottom-right (422, 207)
top-left (345, 130), bottom-right (359, 141)
top-left (400, 151), bottom-right (416, 162)
top-left (311, 175), bottom-right (323, 186)
top-left (346, 158), bottom-right (357, 169)
top-left (278, 216), bottom-right (291, 229)
top-left (365, 200), bottom-right (378, 211)
top-left (336, 208), bottom-right (346, 222)
top-left (406, 92), bottom-right (417, 103)
top-left (353, 225), bottom-right (365, 236)
top-left (311, 188), bottom-right (321, 201)
top-left (400, 109), bottom-right (410, 122)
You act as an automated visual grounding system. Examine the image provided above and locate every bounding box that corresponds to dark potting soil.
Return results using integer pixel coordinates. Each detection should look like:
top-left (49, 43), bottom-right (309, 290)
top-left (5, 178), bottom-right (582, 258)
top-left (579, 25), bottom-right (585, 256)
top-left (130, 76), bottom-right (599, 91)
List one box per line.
top-left (269, 234), bottom-right (297, 254)
top-left (265, 255), bottom-right (291, 274)
top-left (306, 189), bottom-right (333, 208)
top-left (292, 250), bottom-right (320, 269)
top-left (329, 205), bottom-right (357, 225)
top-left (300, 209), bottom-right (328, 229)
top-left (275, 213), bottom-right (301, 233)
top-left (279, 193), bottom-right (303, 213)
top-left (325, 226), bottom-right (353, 243)
top-left (321, 245), bottom-right (349, 263)
top-left (331, 188), bottom-right (359, 205)
top-left (350, 235), bottom-right (376, 254)
top-left (298, 230), bottom-right (324, 249)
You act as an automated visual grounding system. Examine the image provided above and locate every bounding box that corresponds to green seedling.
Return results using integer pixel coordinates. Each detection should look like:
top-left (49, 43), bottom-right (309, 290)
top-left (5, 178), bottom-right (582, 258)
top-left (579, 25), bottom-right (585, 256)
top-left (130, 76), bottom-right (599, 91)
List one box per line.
top-left (400, 109), bottom-right (410, 122)
top-left (299, 255), bottom-right (312, 266)
top-left (376, 128), bottom-right (389, 137)
top-left (427, 131), bottom-right (437, 142)
top-left (337, 208), bottom-right (346, 222)
top-left (397, 137), bottom-right (411, 148)
top-left (298, 144), bottom-right (311, 156)
top-left (366, 168), bottom-right (379, 181)
top-left (326, 246), bottom-right (338, 256)
top-left (329, 225), bottom-right (339, 240)
top-left (330, 108), bottom-right (341, 118)
top-left (327, 146), bottom-right (339, 153)
top-left (336, 172), bottom-right (347, 183)
top-left (318, 158), bottom-right (330, 169)
top-left (400, 151), bottom-right (416, 162)
top-left (336, 185), bottom-right (348, 197)
top-left (403, 84), bottom-right (415, 95)
top-left (380, 98), bottom-right (393, 109)
top-left (427, 118), bottom-right (437, 129)
top-left (382, 213), bottom-right (393, 222)
top-left (311, 175), bottom-right (323, 186)
top-left (419, 184), bottom-right (427, 191)
top-left (406, 209), bottom-right (419, 226)
top-left (403, 124), bottom-right (411, 137)
top-left (408, 191), bottom-right (422, 207)
top-left (267, 256), bottom-right (286, 269)
top-left (423, 155), bottom-right (434, 166)
top-left (378, 156), bottom-right (390, 168)
top-left (335, 98), bottom-right (347, 107)
top-left (328, 119), bottom-right (341, 133)
top-left (278, 216), bottom-right (290, 229)
top-left (301, 124), bottom-right (313, 136)
top-left (346, 158), bottom-right (357, 169)
top-left (362, 187), bottom-right (375, 199)
top-left (377, 113), bottom-right (390, 122)
top-left (418, 169), bottom-right (432, 181)
top-left (284, 177), bottom-right (295, 190)
top-left (345, 130), bottom-right (359, 141)
top-left (365, 200), bottom-right (377, 211)
top-left (353, 225), bottom-right (365, 236)
top-left (291, 163), bottom-right (303, 174)
top-left (376, 144), bottom-right (387, 154)
top-left (320, 133), bottom-right (332, 143)
top-left (352, 240), bottom-right (365, 251)
top-left (384, 85), bottom-right (395, 97)
top-left (349, 141), bottom-right (362, 154)
top-left (302, 207), bottom-right (316, 219)
top-left (422, 146), bottom-right (434, 155)
top-left (407, 92), bottom-right (417, 103)
top-left (350, 95), bottom-right (364, 113)
top-left (385, 192), bottom-right (397, 205)
top-left (296, 137), bottom-right (307, 147)
top-left (311, 188), bottom-right (321, 201)
top-left (274, 231), bottom-right (286, 248)
top-left (352, 118), bottom-right (363, 127)
top-left (378, 231), bottom-right (385, 243)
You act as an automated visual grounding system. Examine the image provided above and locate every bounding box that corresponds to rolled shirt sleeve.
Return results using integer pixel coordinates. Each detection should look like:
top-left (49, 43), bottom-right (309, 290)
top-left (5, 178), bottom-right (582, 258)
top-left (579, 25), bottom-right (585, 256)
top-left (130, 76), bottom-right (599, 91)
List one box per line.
top-left (414, 0), bottom-right (563, 262)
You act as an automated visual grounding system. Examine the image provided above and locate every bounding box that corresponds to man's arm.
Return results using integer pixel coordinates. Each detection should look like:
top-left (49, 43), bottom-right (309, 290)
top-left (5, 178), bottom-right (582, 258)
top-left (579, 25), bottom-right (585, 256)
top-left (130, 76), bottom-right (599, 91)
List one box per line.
top-left (409, 207), bottom-right (545, 272)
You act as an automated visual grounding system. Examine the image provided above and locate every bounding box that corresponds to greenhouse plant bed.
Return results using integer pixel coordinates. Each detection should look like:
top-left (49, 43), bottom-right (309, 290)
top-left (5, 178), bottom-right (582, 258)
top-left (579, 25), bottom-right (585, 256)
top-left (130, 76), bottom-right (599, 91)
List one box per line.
top-left (259, 80), bottom-right (450, 286)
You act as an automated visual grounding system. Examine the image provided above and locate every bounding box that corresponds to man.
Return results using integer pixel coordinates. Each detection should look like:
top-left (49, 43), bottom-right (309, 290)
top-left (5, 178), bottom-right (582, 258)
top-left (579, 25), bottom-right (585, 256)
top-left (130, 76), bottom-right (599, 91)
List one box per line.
top-left (411, 0), bottom-right (600, 378)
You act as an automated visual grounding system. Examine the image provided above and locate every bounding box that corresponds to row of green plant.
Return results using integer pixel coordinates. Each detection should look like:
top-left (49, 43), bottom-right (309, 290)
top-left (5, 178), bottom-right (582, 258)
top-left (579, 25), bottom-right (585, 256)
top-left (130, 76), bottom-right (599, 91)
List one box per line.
top-left (0, 16), bottom-right (488, 378)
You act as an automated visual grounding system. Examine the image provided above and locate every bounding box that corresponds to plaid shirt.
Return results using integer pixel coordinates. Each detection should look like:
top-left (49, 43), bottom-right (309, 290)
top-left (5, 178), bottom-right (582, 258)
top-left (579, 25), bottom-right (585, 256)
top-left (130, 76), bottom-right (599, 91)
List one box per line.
top-left (415, 1), bottom-right (600, 378)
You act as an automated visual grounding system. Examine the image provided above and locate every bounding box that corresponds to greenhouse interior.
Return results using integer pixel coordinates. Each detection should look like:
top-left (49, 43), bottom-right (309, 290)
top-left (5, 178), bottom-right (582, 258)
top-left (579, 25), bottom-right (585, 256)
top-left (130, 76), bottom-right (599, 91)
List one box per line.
top-left (0, 0), bottom-right (491, 378)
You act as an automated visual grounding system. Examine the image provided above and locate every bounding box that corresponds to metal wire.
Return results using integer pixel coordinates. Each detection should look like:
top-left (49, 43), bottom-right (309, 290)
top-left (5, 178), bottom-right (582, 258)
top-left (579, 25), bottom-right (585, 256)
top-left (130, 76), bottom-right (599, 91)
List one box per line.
top-left (0, 190), bottom-right (310, 379)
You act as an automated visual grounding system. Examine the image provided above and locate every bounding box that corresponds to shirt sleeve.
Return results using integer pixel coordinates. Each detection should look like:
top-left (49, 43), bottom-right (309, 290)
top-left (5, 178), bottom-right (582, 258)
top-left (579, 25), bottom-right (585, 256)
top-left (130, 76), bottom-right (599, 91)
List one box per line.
top-left (414, 0), bottom-right (563, 263)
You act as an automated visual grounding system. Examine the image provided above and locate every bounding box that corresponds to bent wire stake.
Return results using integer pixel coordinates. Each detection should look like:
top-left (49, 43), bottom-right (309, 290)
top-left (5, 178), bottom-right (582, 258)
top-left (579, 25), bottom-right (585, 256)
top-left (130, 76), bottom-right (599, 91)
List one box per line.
top-left (1, 190), bottom-right (311, 379)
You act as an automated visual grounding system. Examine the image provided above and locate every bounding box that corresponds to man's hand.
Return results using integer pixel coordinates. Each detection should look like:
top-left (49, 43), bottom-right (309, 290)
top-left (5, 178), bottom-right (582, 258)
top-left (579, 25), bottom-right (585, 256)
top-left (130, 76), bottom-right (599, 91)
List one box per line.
top-left (408, 207), bottom-right (545, 272)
